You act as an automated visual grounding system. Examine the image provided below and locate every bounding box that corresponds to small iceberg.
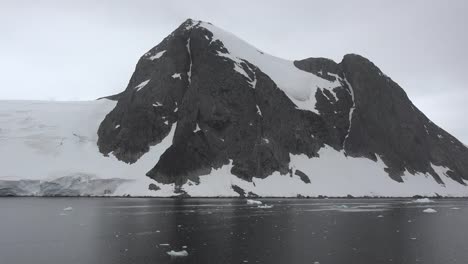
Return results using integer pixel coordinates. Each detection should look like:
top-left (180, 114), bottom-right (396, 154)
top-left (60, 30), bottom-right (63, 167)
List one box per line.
top-left (423, 208), bottom-right (437, 213)
top-left (167, 250), bottom-right (188, 257)
top-left (257, 204), bottom-right (273, 209)
top-left (247, 199), bottom-right (262, 205)
top-left (63, 207), bottom-right (73, 211)
top-left (413, 198), bottom-right (433, 203)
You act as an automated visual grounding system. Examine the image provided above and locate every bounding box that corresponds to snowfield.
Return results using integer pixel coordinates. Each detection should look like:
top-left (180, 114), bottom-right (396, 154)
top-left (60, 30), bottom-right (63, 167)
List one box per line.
top-left (1, 100), bottom-right (468, 197)
top-left (0, 100), bottom-right (174, 197)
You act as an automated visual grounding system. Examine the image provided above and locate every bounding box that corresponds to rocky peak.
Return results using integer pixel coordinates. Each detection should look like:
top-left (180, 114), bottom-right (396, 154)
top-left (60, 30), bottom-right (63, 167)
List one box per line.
top-left (97, 19), bottom-right (468, 189)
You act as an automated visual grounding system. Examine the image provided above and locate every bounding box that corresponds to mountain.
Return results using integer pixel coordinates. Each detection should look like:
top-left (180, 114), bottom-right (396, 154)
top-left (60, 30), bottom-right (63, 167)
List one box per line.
top-left (1, 19), bottom-right (467, 197)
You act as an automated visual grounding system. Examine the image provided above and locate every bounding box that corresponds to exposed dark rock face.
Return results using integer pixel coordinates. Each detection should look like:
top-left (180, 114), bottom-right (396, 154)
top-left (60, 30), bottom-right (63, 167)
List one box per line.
top-left (97, 19), bottom-right (468, 189)
top-left (231, 185), bottom-right (246, 197)
top-left (340, 54), bottom-right (468, 183)
top-left (294, 169), bottom-right (311, 184)
top-left (148, 183), bottom-right (160, 191)
top-left (295, 55), bottom-right (468, 184)
top-left (98, 19), bottom-right (336, 185)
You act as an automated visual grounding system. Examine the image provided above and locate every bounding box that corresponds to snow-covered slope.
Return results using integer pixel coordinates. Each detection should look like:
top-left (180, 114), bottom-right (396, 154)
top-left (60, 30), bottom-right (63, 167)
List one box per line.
top-left (179, 147), bottom-right (468, 197)
top-left (199, 22), bottom-right (343, 114)
top-left (0, 100), bottom-right (175, 196)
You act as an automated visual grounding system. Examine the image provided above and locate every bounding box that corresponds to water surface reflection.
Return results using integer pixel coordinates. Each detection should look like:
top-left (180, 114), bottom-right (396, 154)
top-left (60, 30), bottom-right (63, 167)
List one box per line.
top-left (0, 198), bottom-right (467, 264)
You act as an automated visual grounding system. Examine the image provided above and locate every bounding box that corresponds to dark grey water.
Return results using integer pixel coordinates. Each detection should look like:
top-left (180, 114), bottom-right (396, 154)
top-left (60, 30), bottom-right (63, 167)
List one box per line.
top-left (0, 198), bottom-right (467, 264)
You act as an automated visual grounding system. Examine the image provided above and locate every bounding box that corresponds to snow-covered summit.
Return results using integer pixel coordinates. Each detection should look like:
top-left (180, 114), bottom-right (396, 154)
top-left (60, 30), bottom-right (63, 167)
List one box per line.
top-left (190, 20), bottom-right (343, 114)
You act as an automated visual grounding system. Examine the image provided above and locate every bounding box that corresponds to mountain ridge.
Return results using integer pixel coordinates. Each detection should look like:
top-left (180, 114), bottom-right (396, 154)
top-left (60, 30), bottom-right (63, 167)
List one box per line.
top-left (1, 19), bottom-right (467, 197)
top-left (97, 19), bottom-right (468, 193)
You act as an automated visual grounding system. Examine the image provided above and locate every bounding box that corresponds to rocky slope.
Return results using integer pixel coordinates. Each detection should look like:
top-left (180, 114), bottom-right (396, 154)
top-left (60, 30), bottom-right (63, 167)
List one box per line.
top-left (95, 19), bottom-right (468, 196)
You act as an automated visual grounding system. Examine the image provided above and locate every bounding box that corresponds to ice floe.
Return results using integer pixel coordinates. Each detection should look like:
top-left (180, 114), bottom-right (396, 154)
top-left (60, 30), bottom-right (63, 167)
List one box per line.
top-left (422, 208), bottom-right (437, 213)
top-left (246, 199), bottom-right (262, 205)
top-left (167, 250), bottom-right (188, 257)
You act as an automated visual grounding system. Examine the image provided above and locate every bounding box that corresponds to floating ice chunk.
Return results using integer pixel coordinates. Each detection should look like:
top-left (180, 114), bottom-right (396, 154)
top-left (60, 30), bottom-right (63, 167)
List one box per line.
top-left (247, 199), bottom-right (262, 205)
top-left (257, 204), bottom-right (273, 209)
top-left (413, 198), bottom-right (433, 203)
top-left (63, 207), bottom-right (73, 211)
top-left (451, 207), bottom-right (461, 210)
top-left (167, 250), bottom-right (188, 257)
top-left (377, 214), bottom-right (384, 218)
top-left (114, 124), bottom-right (120, 129)
top-left (182, 245), bottom-right (187, 249)
top-left (410, 237), bottom-right (417, 240)
top-left (159, 243), bottom-right (170, 246)
top-left (135, 80), bottom-right (150, 92)
top-left (59, 212), bottom-right (67, 216)
top-left (423, 208), bottom-right (437, 213)
top-left (149, 50), bottom-right (166, 60)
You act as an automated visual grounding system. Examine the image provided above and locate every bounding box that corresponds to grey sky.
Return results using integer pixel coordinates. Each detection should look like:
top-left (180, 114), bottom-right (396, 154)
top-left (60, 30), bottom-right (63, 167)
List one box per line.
top-left (1, 0), bottom-right (467, 143)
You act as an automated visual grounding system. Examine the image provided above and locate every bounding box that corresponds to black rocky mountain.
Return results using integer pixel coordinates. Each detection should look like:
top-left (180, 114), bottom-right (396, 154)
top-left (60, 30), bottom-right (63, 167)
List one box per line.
top-left (97, 19), bottom-right (468, 187)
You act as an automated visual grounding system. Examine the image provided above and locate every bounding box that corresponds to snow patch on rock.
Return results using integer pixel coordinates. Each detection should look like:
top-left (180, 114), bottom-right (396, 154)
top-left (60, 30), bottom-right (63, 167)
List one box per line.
top-left (149, 50), bottom-right (166, 60)
top-left (135, 80), bottom-right (150, 92)
top-left (172, 73), bottom-right (182, 79)
top-left (343, 76), bottom-right (355, 149)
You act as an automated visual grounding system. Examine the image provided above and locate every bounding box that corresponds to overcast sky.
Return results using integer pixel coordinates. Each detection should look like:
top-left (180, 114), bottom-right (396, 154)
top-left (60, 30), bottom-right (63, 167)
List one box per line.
top-left (1, 0), bottom-right (467, 143)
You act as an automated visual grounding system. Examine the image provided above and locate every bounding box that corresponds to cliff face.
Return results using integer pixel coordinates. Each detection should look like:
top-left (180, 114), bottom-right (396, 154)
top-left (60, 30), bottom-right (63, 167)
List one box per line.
top-left (97, 19), bottom-right (468, 192)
